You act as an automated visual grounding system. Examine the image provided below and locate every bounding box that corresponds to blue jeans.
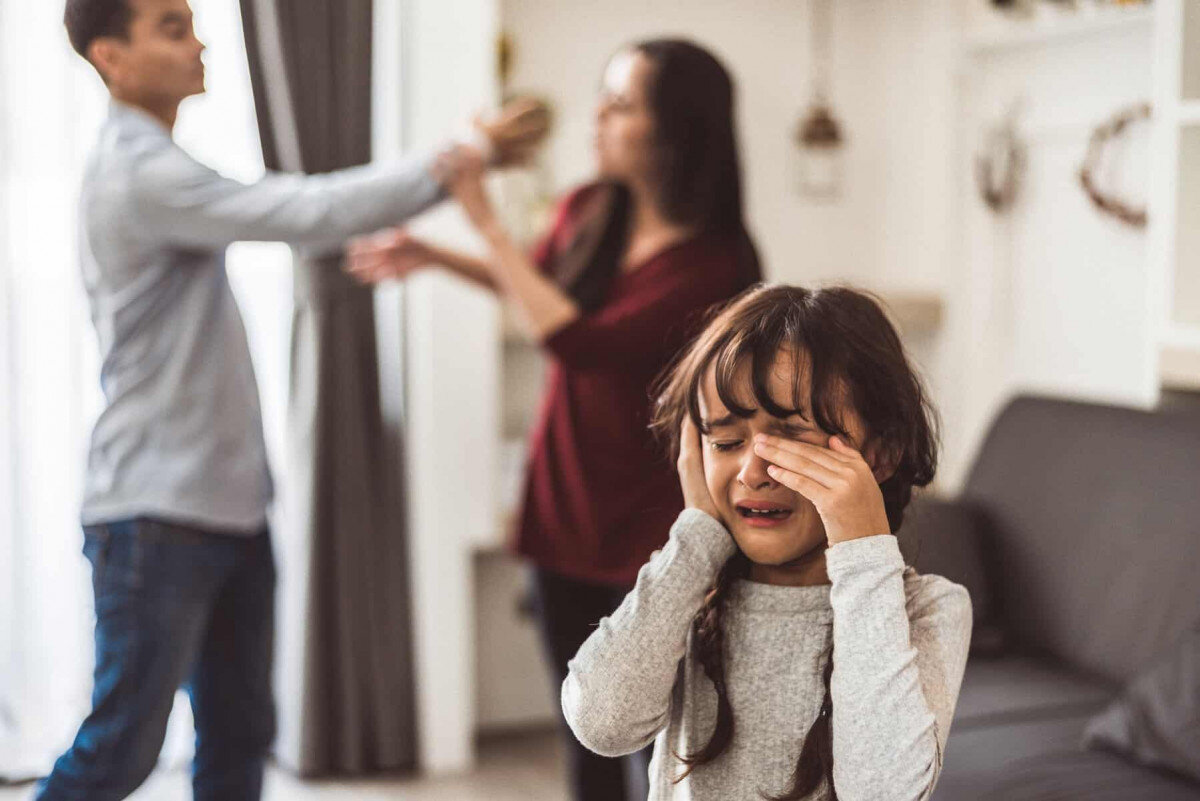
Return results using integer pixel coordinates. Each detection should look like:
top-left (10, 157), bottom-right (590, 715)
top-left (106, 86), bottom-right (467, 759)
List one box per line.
top-left (36, 517), bottom-right (276, 801)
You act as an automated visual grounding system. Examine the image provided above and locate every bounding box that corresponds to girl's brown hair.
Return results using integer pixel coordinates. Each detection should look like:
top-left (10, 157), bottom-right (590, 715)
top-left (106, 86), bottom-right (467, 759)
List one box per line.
top-left (650, 283), bottom-right (938, 799)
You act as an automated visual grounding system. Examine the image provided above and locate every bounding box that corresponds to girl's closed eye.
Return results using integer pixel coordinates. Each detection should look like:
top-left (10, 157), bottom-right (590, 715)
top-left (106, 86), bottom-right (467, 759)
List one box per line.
top-left (701, 418), bottom-right (745, 452)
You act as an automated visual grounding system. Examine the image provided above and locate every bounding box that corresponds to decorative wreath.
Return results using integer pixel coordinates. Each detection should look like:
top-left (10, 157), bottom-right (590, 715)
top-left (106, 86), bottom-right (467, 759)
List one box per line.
top-left (1079, 102), bottom-right (1151, 228)
top-left (975, 116), bottom-right (1025, 213)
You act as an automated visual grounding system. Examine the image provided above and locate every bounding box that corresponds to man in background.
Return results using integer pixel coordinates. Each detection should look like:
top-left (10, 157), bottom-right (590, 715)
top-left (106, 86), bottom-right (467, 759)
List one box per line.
top-left (36, 1), bottom-right (544, 798)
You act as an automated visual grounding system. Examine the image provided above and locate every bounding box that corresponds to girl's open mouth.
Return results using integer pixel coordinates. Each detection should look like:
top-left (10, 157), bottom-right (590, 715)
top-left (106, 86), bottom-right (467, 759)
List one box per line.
top-left (735, 502), bottom-right (794, 527)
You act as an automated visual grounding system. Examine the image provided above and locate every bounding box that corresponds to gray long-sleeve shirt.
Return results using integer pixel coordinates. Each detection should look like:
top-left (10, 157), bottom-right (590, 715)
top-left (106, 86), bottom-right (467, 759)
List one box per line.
top-left (78, 100), bottom-right (445, 531)
top-left (563, 509), bottom-right (973, 800)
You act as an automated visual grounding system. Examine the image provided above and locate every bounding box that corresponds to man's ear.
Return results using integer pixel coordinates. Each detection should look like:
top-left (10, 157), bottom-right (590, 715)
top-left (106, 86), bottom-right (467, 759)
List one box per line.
top-left (87, 38), bottom-right (123, 86)
top-left (862, 439), bottom-right (900, 484)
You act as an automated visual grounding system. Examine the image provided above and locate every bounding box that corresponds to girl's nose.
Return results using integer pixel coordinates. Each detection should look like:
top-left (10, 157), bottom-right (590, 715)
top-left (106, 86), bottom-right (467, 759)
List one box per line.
top-left (737, 451), bottom-right (777, 491)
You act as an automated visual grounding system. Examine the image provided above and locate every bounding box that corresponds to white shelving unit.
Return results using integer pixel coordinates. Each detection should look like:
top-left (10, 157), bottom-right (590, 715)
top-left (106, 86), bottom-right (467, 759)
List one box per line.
top-left (963, 4), bottom-right (1154, 54)
top-left (955, 0), bottom-right (1165, 429)
top-left (1148, 0), bottom-right (1200, 391)
top-left (1163, 323), bottom-right (1200, 351)
top-left (1161, 334), bottom-right (1200, 389)
top-left (960, 0), bottom-right (1200, 402)
top-left (1179, 100), bottom-right (1200, 125)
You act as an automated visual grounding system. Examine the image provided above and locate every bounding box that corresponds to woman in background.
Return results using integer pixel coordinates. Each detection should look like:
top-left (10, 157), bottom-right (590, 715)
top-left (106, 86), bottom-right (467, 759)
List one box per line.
top-left (348, 38), bottom-right (760, 801)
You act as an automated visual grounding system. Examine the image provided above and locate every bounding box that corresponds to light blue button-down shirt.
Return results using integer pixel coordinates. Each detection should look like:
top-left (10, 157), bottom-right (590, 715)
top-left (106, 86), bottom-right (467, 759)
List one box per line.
top-left (78, 100), bottom-right (445, 532)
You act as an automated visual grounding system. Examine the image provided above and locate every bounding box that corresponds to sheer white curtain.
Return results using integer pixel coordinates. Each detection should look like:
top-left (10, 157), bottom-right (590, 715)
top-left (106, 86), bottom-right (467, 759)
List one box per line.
top-left (0, 0), bottom-right (291, 780)
top-left (0, 0), bottom-right (106, 779)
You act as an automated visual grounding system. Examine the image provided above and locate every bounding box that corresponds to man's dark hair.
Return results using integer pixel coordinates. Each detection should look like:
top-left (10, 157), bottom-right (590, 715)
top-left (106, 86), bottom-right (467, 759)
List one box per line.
top-left (64, 0), bottom-right (133, 59)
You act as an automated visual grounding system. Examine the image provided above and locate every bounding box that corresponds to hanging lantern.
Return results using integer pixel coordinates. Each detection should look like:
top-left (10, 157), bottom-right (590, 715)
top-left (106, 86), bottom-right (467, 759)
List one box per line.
top-left (795, 0), bottom-right (845, 198)
top-left (796, 102), bottom-right (844, 197)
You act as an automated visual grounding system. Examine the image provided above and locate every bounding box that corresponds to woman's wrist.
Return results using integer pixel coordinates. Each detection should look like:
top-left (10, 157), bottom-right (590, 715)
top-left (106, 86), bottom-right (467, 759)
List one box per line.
top-left (477, 216), bottom-right (509, 247)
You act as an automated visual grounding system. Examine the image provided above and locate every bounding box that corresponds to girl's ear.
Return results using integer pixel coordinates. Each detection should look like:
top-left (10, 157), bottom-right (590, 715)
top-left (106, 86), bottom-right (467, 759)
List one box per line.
top-left (862, 439), bottom-right (900, 484)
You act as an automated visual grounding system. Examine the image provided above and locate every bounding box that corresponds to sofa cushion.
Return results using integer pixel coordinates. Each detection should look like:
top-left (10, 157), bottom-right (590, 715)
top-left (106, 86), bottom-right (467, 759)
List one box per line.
top-left (952, 656), bottom-right (1114, 731)
top-left (934, 714), bottom-right (1200, 800)
top-left (902, 496), bottom-right (1005, 655)
top-left (901, 496), bottom-right (994, 620)
top-left (962, 396), bottom-right (1200, 683)
top-left (935, 712), bottom-right (1095, 799)
top-left (942, 751), bottom-right (1200, 800)
top-left (1084, 625), bottom-right (1200, 783)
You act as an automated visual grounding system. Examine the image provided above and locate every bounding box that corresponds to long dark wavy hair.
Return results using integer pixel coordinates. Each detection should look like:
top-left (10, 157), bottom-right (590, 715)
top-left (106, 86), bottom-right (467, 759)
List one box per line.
top-left (563, 38), bottom-right (760, 311)
top-left (650, 284), bottom-right (939, 799)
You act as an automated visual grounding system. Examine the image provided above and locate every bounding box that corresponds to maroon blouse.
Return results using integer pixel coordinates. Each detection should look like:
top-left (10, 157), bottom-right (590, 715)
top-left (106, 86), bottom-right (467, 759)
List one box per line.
top-left (515, 186), bottom-right (760, 586)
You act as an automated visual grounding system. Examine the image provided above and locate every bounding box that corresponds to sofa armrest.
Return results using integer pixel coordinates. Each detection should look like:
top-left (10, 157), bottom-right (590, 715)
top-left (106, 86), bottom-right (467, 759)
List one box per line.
top-left (901, 495), bottom-right (1007, 657)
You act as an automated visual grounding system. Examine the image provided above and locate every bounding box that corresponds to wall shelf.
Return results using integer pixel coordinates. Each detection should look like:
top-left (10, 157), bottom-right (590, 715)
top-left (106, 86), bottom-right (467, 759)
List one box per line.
top-left (876, 291), bottom-right (945, 336)
top-left (1160, 325), bottom-right (1200, 390)
top-left (1162, 323), bottom-right (1200, 352)
top-left (1179, 100), bottom-right (1200, 127)
top-left (964, 5), bottom-right (1153, 55)
top-left (1161, 345), bottom-right (1200, 390)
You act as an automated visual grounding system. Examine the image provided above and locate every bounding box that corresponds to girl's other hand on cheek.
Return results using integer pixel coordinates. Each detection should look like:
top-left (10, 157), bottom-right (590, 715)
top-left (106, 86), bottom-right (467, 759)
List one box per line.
top-left (753, 434), bottom-right (891, 545)
top-left (678, 416), bottom-right (722, 523)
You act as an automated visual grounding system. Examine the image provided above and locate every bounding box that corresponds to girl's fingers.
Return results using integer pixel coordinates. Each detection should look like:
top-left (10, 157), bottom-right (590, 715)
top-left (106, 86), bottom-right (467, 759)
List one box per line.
top-left (765, 465), bottom-right (828, 501)
top-left (680, 415), bottom-right (702, 458)
top-left (754, 440), bottom-right (842, 488)
top-left (757, 434), bottom-right (855, 468)
top-left (827, 435), bottom-right (863, 458)
top-left (678, 416), bottom-right (721, 520)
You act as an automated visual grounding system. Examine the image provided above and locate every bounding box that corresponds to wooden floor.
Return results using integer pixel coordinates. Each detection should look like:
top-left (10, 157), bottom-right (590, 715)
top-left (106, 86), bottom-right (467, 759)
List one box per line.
top-left (0, 730), bottom-right (567, 801)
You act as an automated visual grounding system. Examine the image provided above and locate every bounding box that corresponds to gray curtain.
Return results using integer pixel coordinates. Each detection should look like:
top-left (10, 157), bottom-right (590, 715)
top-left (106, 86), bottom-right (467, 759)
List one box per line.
top-left (239, 0), bottom-right (416, 776)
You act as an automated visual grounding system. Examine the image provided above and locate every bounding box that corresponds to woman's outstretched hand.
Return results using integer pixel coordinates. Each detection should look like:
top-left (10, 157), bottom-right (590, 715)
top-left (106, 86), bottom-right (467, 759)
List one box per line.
top-left (679, 416), bottom-right (722, 523)
top-left (752, 434), bottom-right (891, 545)
top-left (344, 227), bottom-right (436, 284)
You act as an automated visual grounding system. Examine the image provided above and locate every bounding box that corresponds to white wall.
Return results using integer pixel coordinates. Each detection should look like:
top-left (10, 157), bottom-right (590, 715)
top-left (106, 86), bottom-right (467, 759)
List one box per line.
top-left (0, 1), bottom-right (104, 774)
top-left (390, 0), bottom-right (502, 774)
top-left (948, 9), bottom-right (1159, 483)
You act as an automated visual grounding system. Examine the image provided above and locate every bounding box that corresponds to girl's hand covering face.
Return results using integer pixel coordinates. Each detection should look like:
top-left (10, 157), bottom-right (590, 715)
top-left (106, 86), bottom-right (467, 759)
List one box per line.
top-left (678, 416), bottom-right (723, 523)
top-left (752, 434), bottom-right (891, 545)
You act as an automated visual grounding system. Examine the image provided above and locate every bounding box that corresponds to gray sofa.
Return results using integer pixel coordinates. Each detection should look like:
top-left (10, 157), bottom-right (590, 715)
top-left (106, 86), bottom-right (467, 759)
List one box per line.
top-left (903, 395), bottom-right (1200, 800)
